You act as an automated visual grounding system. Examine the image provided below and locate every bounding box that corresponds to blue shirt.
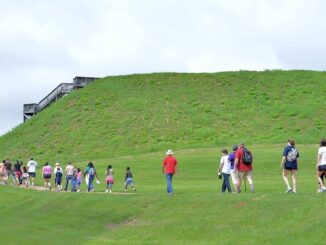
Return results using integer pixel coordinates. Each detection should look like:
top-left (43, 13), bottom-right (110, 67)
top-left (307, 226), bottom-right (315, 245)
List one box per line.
top-left (56, 171), bottom-right (63, 181)
top-left (228, 152), bottom-right (236, 170)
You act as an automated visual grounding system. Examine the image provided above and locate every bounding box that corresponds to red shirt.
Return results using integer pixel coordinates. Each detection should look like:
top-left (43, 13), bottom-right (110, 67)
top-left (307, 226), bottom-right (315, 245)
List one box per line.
top-left (235, 147), bottom-right (253, 172)
top-left (163, 155), bottom-right (178, 174)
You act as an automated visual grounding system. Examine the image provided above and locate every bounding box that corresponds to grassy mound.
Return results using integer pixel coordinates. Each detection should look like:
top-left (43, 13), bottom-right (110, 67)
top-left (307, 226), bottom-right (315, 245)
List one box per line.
top-left (0, 70), bottom-right (325, 244)
top-left (0, 70), bottom-right (325, 162)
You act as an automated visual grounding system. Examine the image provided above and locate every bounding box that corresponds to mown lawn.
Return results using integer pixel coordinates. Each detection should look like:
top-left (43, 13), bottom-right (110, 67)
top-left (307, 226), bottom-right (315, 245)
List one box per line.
top-left (0, 144), bottom-right (324, 245)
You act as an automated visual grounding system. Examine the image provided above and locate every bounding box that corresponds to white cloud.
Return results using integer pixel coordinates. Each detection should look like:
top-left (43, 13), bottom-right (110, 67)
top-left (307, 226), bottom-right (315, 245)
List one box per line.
top-left (0, 0), bottom-right (326, 135)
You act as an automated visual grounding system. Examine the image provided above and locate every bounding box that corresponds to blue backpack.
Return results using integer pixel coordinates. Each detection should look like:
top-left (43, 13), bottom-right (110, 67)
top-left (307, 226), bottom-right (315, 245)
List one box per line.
top-left (88, 167), bottom-right (95, 176)
top-left (242, 148), bottom-right (253, 165)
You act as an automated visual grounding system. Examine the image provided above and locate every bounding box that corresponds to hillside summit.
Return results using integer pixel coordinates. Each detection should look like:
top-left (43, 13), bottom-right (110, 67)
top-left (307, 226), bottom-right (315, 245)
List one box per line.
top-left (0, 70), bottom-right (325, 162)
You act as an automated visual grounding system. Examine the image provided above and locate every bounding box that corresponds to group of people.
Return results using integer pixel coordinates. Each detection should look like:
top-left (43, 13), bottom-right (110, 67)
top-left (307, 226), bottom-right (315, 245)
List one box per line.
top-left (0, 159), bottom-right (137, 193)
top-left (215, 138), bottom-right (326, 194)
top-left (1, 139), bottom-right (325, 195)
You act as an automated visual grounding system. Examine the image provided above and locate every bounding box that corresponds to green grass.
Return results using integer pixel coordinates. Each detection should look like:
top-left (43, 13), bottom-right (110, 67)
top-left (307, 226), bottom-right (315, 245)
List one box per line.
top-left (0, 144), bottom-right (324, 244)
top-left (0, 71), bottom-right (325, 163)
top-left (0, 70), bottom-right (325, 244)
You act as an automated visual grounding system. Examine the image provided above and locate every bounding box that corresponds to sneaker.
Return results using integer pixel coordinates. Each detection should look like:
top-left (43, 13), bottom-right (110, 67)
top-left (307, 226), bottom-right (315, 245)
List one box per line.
top-left (77, 190), bottom-right (80, 192)
top-left (106, 190), bottom-right (108, 193)
top-left (109, 190), bottom-right (112, 193)
top-left (321, 187), bottom-right (326, 192)
top-left (285, 188), bottom-right (292, 193)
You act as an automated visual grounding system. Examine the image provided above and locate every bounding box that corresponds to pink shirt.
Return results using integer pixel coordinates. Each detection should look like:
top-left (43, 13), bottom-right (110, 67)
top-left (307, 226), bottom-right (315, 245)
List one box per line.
top-left (43, 166), bottom-right (52, 175)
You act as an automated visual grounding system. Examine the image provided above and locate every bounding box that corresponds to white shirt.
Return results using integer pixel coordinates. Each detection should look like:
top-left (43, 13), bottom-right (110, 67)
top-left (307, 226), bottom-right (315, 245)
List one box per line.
top-left (318, 146), bottom-right (326, 166)
top-left (65, 165), bottom-right (74, 175)
top-left (27, 160), bottom-right (37, 172)
top-left (54, 167), bottom-right (63, 174)
top-left (220, 155), bottom-right (230, 174)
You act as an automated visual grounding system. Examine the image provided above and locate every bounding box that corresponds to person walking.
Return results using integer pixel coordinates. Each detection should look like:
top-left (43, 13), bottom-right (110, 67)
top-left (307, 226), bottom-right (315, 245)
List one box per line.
top-left (4, 159), bottom-right (13, 185)
top-left (42, 162), bottom-right (52, 190)
top-left (162, 149), bottom-right (179, 195)
top-left (14, 160), bottom-right (22, 186)
top-left (124, 166), bottom-right (136, 192)
top-left (64, 162), bottom-right (74, 191)
top-left (234, 143), bottom-right (254, 193)
top-left (76, 168), bottom-right (82, 192)
top-left (21, 166), bottom-right (30, 188)
top-left (280, 139), bottom-right (299, 193)
top-left (54, 163), bottom-right (63, 188)
top-left (228, 145), bottom-right (239, 192)
top-left (105, 165), bottom-right (114, 193)
top-left (218, 149), bottom-right (232, 193)
top-left (0, 160), bottom-right (6, 185)
top-left (55, 166), bottom-right (63, 191)
top-left (27, 158), bottom-right (38, 186)
top-left (316, 138), bottom-right (326, 192)
top-left (84, 162), bottom-right (99, 192)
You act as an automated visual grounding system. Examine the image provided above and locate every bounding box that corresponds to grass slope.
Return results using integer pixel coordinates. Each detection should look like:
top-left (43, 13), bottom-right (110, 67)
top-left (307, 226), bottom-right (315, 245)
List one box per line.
top-left (0, 70), bottom-right (325, 163)
top-left (0, 145), bottom-right (324, 245)
top-left (0, 70), bottom-right (325, 244)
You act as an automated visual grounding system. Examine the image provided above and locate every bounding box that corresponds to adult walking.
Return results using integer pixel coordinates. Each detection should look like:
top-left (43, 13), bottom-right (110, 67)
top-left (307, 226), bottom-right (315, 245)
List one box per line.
top-left (14, 160), bottom-right (22, 186)
top-left (234, 143), bottom-right (254, 193)
top-left (280, 139), bottom-right (299, 193)
top-left (64, 162), bottom-right (74, 191)
top-left (84, 162), bottom-right (99, 192)
top-left (228, 145), bottom-right (239, 192)
top-left (27, 157), bottom-right (38, 186)
top-left (162, 149), bottom-right (179, 195)
top-left (42, 162), bottom-right (52, 190)
top-left (4, 159), bottom-right (13, 184)
top-left (316, 139), bottom-right (326, 192)
top-left (0, 160), bottom-right (7, 185)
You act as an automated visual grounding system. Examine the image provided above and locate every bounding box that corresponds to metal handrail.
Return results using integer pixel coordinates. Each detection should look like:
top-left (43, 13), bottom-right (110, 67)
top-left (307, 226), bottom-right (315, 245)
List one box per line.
top-left (38, 83), bottom-right (74, 110)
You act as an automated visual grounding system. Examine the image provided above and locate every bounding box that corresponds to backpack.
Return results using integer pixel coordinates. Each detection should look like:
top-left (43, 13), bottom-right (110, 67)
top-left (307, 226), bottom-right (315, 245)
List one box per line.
top-left (88, 167), bottom-right (95, 176)
top-left (286, 148), bottom-right (298, 162)
top-left (242, 148), bottom-right (253, 165)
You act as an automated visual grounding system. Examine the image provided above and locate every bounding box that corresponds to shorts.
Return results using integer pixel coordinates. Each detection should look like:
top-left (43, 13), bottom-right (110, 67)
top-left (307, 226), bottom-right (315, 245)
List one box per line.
top-left (15, 171), bottom-right (22, 178)
top-left (56, 179), bottom-right (62, 185)
top-left (0, 172), bottom-right (7, 178)
top-left (238, 171), bottom-right (253, 180)
top-left (43, 174), bottom-right (51, 179)
top-left (318, 165), bottom-right (326, 172)
top-left (230, 170), bottom-right (239, 184)
top-left (125, 178), bottom-right (133, 186)
top-left (106, 176), bottom-right (114, 184)
top-left (28, 172), bottom-right (36, 178)
top-left (284, 162), bottom-right (298, 170)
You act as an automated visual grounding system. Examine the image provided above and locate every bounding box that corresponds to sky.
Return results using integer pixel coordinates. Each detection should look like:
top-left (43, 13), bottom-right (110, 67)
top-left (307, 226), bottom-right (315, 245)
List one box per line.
top-left (0, 0), bottom-right (326, 136)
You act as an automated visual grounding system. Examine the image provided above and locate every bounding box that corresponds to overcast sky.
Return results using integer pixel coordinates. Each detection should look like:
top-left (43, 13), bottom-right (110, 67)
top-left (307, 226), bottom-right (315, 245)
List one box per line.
top-left (0, 0), bottom-right (325, 136)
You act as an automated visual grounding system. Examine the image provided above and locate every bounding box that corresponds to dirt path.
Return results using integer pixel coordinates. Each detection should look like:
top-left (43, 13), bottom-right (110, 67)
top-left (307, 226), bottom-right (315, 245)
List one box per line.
top-left (13, 183), bottom-right (136, 194)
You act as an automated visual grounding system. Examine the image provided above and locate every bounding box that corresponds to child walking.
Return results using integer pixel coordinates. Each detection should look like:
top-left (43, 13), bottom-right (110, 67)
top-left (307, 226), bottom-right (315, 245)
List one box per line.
top-left (124, 166), bottom-right (136, 192)
top-left (55, 167), bottom-right (63, 191)
top-left (218, 149), bottom-right (232, 193)
top-left (76, 168), bottom-right (82, 192)
top-left (105, 165), bottom-right (114, 193)
top-left (22, 166), bottom-right (30, 188)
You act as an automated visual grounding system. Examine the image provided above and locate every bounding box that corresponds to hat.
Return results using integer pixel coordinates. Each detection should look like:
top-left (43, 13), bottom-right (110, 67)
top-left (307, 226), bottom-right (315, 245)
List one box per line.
top-left (232, 145), bottom-right (238, 151)
top-left (55, 163), bottom-right (60, 166)
top-left (166, 149), bottom-right (174, 155)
